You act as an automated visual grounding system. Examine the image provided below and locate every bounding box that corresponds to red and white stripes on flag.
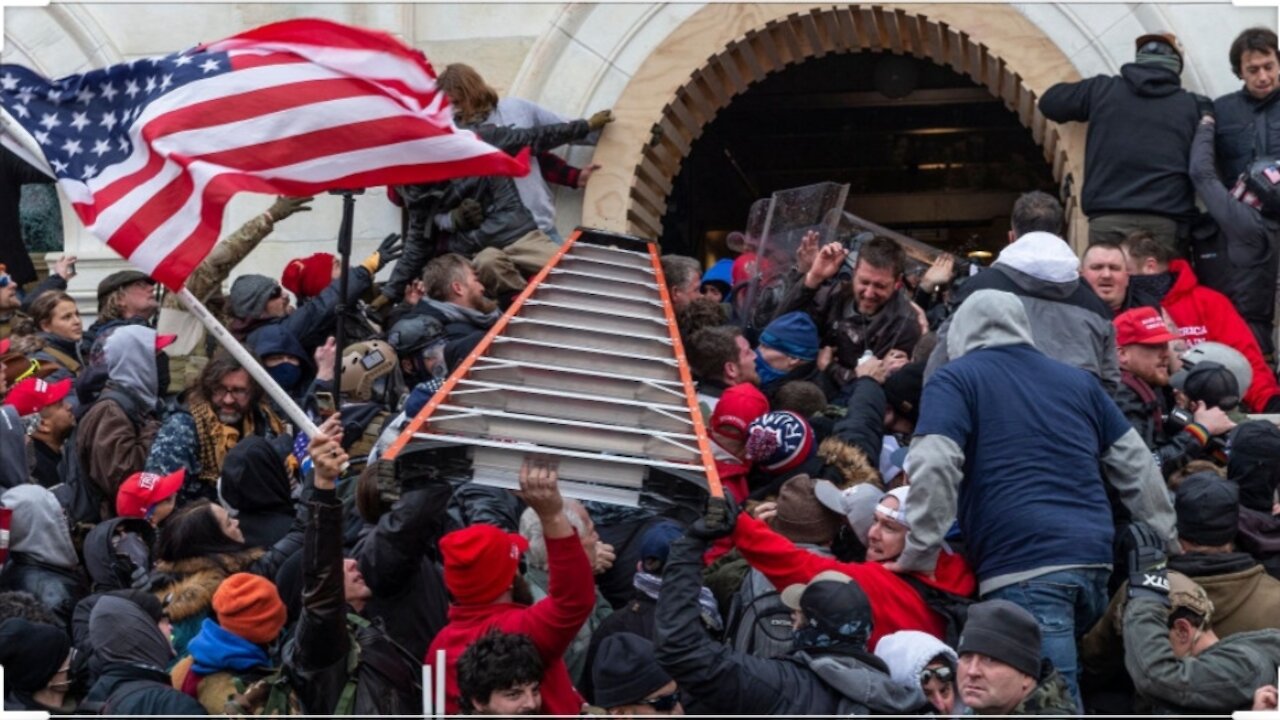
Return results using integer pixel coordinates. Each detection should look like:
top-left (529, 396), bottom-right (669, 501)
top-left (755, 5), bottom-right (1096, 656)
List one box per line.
top-left (1, 19), bottom-right (530, 290)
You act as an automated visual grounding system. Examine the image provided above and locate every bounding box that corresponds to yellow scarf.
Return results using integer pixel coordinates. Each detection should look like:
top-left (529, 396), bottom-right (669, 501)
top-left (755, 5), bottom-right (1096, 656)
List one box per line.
top-left (188, 396), bottom-right (285, 486)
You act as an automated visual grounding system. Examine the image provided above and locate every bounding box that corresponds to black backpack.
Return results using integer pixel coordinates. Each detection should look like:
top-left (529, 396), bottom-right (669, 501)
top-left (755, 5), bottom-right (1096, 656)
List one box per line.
top-left (901, 575), bottom-right (973, 649)
top-left (725, 568), bottom-right (800, 659)
top-left (52, 389), bottom-right (145, 526)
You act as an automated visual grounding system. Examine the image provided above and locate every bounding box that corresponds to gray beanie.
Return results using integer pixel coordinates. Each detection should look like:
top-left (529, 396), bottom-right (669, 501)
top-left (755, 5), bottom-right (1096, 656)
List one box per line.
top-left (228, 274), bottom-right (279, 320)
top-left (957, 599), bottom-right (1042, 678)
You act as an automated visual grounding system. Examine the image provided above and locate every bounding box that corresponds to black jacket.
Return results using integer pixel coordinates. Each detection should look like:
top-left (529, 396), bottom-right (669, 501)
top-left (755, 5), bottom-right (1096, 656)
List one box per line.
top-left (355, 485), bottom-right (452, 660)
top-left (0, 555), bottom-right (86, 631)
top-left (82, 665), bottom-right (206, 717)
top-left (284, 488), bottom-right (423, 715)
top-left (243, 267), bottom-right (373, 356)
top-left (1041, 63), bottom-right (1202, 220)
top-left (654, 533), bottom-right (920, 715)
top-left (1113, 371), bottom-right (1210, 478)
top-left (1214, 88), bottom-right (1280, 183)
top-left (389, 120), bottom-right (591, 300)
top-left (1188, 120), bottom-right (1280, 352)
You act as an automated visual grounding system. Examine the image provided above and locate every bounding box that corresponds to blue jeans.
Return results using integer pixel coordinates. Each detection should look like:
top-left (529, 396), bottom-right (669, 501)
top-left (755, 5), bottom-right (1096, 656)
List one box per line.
top-left (983, 567), bottom-right (1109, 713)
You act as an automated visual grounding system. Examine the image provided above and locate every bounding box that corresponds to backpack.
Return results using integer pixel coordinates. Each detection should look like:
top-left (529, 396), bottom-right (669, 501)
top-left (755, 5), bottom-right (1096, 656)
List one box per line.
top-left (269, 613), bottom-right (421, 717)
top-left (724, 568), bottom-right (799, 660)
top-left (224, 667), bottom-right (303, 717)
top-left (52, 388), bottom-right (145, 526)
top-left (900, 574), bottom-right (973, 649)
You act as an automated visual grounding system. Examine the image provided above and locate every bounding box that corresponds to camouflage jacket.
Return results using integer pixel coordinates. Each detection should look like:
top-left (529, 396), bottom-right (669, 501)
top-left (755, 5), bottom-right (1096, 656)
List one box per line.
top-left (963, 662), bottom-right (1075, 716)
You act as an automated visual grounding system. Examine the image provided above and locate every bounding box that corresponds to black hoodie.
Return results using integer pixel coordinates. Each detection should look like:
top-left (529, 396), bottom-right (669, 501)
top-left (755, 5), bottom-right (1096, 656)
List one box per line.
top-left (1040, 62), bottom-right (1202, 220)
top-left (219, 437), bottom-right (296, 549)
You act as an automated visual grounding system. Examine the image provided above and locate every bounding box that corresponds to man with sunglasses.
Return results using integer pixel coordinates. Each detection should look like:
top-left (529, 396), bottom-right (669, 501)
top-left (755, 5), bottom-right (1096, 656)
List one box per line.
top-left (0, 255), bottom-right (79, 342)
top-left (1040, 33), bottom-right (1206, 250)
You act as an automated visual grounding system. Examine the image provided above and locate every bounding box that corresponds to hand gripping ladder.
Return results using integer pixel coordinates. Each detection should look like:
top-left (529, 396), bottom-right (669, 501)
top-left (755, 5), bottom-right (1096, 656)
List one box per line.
top-left (381, 228), bottom-right (723, 509)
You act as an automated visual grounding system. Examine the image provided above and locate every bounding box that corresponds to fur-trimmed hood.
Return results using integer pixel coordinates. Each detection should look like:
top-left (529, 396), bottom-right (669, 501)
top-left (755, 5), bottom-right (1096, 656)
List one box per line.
top-left (152, 549), bottom-right (264, 622)
top-left (817, 436), bottom-right (882, 488)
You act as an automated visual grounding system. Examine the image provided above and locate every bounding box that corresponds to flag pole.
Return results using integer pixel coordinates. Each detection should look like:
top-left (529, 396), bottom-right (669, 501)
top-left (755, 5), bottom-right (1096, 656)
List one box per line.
top-left (175, 286), bottom-right (321, 439)
top-left (332, 190), bottom-right (360, 406)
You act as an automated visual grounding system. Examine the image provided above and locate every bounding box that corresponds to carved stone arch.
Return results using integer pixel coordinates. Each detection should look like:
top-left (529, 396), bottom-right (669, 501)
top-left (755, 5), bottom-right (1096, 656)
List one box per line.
top-left (581, 3), bottom-right (1090, 247)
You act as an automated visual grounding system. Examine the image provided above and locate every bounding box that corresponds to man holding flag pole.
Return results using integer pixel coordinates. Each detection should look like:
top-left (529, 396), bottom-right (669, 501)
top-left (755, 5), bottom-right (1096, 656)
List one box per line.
top-left (0, 17), bottom-right (535, 439)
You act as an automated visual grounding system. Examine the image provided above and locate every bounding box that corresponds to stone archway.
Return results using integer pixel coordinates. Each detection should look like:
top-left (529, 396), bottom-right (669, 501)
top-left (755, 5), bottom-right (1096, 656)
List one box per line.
top-left (581, 3), bottom-right (1089, 247)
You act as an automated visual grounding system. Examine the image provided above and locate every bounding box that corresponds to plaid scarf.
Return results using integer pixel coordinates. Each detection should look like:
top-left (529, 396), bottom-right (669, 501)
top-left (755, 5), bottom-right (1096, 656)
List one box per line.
top-left (188, 396), bottom-right (283, 486)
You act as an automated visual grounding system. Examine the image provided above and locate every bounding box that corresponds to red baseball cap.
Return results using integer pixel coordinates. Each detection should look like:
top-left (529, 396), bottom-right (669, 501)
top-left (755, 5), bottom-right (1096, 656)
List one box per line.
top-left (1114, 307), bottom-right (1180, 347)
top-left (116, 468), bottom-right (185, 519)
top-left (155, 334), bottom-right (178, 352)
top-left (3, 377), bottom-right (72, 417)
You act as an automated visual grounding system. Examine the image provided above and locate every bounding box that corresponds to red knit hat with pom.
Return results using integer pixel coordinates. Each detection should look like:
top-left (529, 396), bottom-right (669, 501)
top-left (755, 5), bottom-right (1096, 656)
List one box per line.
top-left (281, 253), bottom-right (335, 299)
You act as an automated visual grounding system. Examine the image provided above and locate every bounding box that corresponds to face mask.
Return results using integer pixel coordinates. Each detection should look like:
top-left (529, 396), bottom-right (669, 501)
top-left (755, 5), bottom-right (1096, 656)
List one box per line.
top-left (755, 349), bottom-right (788, 386)
top-left (266, 363), bottom-right (302, 392)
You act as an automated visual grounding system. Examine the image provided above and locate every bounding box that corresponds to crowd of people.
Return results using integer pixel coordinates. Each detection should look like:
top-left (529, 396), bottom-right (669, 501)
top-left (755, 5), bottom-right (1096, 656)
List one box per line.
top-left (0, 27), bottom-right (1279, 718)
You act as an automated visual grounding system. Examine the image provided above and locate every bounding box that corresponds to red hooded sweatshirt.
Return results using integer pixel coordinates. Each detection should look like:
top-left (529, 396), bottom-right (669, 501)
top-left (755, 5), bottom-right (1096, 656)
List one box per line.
top-left (426, 532), bottom-right (595, 715)
top-left (1160, 259), bottom-right (1279, 412)
top-left (731, 513), bottom-right (976, 651)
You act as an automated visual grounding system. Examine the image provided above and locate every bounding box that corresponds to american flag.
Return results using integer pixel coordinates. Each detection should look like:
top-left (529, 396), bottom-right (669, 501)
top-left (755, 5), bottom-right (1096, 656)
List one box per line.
top-left (0, 18), bottom-right (530, 290)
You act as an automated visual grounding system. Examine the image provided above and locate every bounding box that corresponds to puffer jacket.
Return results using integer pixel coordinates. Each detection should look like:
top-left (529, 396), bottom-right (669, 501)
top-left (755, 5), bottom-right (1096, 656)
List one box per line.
top-left (1213, 88), bottom-right (1280, 183)
top-left (284, 488), bottom-right (423, 716)
top-left (388, 120), bottom-right (592, 300)
top-left (654, 533), bottom-right (924, 715)
top-left (1188, 120), bottom-right (1280, 355)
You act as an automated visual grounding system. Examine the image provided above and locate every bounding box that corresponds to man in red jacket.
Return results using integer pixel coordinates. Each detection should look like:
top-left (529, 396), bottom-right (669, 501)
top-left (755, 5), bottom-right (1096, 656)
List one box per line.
top-left (731, 483), bottom-right (975, 650)
top-left (427, 459), bottom-right (596, 716)
top-left (1123, 230), bottom-right (1280, 412)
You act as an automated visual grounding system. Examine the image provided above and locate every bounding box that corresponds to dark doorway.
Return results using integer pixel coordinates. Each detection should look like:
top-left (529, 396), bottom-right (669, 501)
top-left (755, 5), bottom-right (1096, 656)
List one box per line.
top-left (658, 51), bottom-right (1057, 260)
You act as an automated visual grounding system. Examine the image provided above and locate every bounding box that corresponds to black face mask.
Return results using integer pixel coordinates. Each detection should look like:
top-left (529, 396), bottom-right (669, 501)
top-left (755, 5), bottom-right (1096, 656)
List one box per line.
top-left (1129, 271), bottom-right (1175, 301)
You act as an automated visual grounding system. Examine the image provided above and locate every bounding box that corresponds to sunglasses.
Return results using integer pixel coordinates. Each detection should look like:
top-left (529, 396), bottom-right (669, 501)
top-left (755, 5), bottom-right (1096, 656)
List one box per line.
top-left (920, 665), bottom-right (955, 684)
top-left (638, 691), bottom-right (680, 712)
top-left (0, 274), bottom-right (10, 289)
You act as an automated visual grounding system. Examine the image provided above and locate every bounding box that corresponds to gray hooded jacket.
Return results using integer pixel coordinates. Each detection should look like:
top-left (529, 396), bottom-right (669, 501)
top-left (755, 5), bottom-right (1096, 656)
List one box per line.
top-left (103, 325), bottom-right (158, 409)
top-left (928, 232), bottom-right (1120, 394)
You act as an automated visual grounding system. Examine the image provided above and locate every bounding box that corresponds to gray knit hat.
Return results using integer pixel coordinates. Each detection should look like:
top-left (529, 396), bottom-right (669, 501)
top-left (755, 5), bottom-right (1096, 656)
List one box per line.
top-left (957, 599), bottom-right (1042, 678)
top-left (228, 274), bottom-right (279, 320)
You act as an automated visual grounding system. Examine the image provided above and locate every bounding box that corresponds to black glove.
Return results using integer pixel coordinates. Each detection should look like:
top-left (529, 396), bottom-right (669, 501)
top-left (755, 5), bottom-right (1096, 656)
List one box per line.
top-left (377, 233), bottom-right (404, 269)
top-left (1194, 93), bottom-right (1214, 120)
top-left (450, 198), bottom-right (484, 231)
top-left (688, 490), bottom-right (739, 541)
top-left (1124, 522), bottom-right (1170, 605)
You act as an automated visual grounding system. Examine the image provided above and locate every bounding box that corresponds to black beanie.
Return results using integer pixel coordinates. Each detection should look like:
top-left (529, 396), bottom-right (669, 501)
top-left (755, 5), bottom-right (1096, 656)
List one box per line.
top-left (0, 618), bottom-right (70, 692)
top-left (1175, 472), bottom-right (1240, 546)
top-left (958, 600), bottom-right (1041, 678)
top-left (1228, 421), bottom-right (1280, 512)
top-left (592, 633), bottom-right (673, 709)
top-left (883, 361), bottom-right (926, 424)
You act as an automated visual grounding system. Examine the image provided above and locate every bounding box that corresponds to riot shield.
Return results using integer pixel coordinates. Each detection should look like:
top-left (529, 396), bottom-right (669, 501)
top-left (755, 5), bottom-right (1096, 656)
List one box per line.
top-left (736, 182), bottom-right (849, 333)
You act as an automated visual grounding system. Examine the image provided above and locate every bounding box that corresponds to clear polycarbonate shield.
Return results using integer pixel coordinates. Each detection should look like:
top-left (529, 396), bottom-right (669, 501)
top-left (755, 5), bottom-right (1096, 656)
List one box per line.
top-left (736, 182), bottom-right (850, 332)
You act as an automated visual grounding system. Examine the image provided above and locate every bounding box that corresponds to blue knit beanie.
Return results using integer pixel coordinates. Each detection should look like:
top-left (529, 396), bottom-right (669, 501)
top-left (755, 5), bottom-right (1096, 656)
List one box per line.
top-left (760, 312), bottom-right (819, 362)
